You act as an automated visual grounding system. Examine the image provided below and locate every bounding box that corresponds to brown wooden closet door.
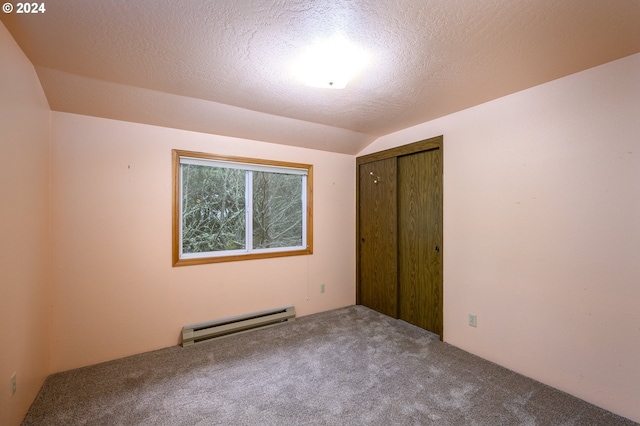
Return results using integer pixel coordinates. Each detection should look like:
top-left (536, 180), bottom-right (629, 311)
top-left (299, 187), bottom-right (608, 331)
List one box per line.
top-left (358, 157), bottom-right (398, 318)
top-left (398, 148), bottom-right (443, 335)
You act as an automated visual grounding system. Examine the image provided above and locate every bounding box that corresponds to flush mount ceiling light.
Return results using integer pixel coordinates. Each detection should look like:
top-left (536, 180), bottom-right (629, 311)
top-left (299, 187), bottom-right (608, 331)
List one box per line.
top-left (292, 35), bottom-right (371, 89)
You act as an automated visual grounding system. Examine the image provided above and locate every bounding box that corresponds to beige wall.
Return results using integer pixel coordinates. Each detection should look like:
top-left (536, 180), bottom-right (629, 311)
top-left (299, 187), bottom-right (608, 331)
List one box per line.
top-left (0, 24), bottom-right (51, 425)
top-left (49, 112), bottom-right (356, 372)
top-left (359, 53), bottom-right (640, 422)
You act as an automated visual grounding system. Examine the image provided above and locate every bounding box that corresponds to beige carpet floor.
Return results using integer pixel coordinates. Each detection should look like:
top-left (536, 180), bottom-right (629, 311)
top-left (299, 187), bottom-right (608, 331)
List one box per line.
top-left (22, 305), bottom-right (638, 425)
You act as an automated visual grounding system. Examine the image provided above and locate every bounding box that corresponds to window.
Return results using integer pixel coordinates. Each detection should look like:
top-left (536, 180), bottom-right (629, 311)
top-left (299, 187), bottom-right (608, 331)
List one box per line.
top-left (172, 150), bottom-right (313, 266)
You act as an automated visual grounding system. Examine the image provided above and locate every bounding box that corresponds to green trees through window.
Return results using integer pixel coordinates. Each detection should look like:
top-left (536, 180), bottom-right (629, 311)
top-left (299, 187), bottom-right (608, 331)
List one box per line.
top-left (173, 150), bottom-right (312, 266)
top-left (182, 165), bottom-right (246, 253)
top-left (251, 172), bottom-right (303, 250)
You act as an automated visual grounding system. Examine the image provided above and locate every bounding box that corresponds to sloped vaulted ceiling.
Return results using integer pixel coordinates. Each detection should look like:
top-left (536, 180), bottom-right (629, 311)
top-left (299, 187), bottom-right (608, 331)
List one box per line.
top-left (2, 0), bottom-right (640, 154)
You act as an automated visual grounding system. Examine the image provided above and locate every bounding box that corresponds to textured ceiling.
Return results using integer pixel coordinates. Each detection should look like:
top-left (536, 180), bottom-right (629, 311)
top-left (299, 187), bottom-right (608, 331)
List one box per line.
top-left (3, 0), bottom-right (640, 154)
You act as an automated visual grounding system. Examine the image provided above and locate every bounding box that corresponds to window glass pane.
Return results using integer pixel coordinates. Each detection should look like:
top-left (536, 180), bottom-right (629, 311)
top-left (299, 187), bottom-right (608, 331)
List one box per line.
top-left (252, 171), bottom-right (303, 249)
top-left (181, 164), bottom-right (246, 254)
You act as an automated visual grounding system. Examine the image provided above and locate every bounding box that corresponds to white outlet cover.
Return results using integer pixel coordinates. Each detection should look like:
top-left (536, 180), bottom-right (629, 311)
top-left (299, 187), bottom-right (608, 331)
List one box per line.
top-left (468, 314), bottom-right (477, 327)
top-left (10, 372), bottom-right (16, 396)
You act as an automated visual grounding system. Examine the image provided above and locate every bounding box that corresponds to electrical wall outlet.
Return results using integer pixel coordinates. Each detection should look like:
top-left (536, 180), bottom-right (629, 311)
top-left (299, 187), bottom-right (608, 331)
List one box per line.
top-left (10, 372), bottom-right (16, 396)
top-left (468, 314), bottom-right (477, 327)
top-left (320, 284), bottom-right (326, 293)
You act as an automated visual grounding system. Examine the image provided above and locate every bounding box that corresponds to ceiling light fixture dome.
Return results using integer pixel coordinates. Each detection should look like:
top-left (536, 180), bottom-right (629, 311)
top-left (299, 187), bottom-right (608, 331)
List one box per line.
top-left (292, 35), bottom-right (371, 89)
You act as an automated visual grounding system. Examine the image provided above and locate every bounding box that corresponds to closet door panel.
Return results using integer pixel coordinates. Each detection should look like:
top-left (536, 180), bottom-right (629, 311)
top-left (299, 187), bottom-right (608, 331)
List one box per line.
top-left (358, 158), bottom-right (398, 318)
top-left (398, 149), bottom-right (443, 335)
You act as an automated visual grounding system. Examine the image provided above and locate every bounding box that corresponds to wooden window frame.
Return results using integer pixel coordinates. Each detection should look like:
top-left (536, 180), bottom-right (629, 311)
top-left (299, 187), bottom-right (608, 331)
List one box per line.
top-left (172, 149), bottom-right (313, 266)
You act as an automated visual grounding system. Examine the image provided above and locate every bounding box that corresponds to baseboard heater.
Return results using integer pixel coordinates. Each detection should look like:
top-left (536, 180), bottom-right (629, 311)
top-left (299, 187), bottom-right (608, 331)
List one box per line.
top-left (181, 305), bottom-right (295, 347)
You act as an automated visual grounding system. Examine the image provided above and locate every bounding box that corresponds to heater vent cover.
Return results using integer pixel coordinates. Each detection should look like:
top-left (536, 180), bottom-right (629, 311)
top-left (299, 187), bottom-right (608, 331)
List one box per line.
top-left (182, 306), bottom-right (295, 347)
